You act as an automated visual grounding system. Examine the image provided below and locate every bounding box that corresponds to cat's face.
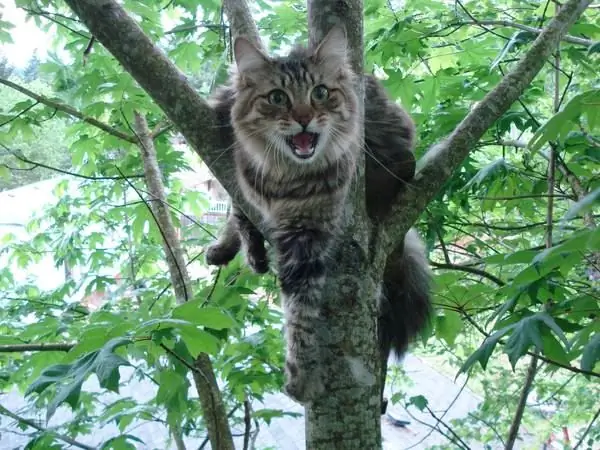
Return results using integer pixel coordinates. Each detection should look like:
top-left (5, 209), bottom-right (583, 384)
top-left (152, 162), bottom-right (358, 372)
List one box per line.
top-left (230, 27), bottom-right (359, 168)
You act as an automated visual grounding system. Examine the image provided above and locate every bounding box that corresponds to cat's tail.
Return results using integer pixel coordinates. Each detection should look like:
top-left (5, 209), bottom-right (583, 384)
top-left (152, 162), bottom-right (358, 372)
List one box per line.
top-left (378, 228), bottom-right (432, 413)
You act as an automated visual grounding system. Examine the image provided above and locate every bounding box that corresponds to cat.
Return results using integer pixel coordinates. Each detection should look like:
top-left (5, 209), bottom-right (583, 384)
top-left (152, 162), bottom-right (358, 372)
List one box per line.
top-left (205, 26), bottom-right (432, 407)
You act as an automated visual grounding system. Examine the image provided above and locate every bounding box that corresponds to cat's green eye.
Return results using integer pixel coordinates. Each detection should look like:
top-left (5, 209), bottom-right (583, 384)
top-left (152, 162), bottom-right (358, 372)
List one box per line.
top-left (267, 89), bottom-right (289, 106)
top-left (311, 85), bottom-right (329, 102)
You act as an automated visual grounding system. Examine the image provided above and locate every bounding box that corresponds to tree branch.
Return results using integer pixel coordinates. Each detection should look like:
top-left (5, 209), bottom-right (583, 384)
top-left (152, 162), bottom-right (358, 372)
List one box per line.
top-left (0, 143), bottom-right (144, 180)
top-left (0, 404), bottom-right (94, 450)
top-left (0, 77), bottom-right (137, 143)
top-left (430, 261), bottom-right (505, 286)
top-left (382, 0), bottom-right (593, 249)
top-left (131, 112), bottom-right (234, 450)
top-left (573, 406), bottom-right (600, 449)
top-left (222, 0), bottom-right (260, 44)
top-left (460, 308), bottom-right (600, 379)
top-left (0, 343), bottom-right (74, 353)
top-left (63, 0), bottom-right (262, 228)
top-left (504, 355), bottom-right (538, 449)
top-left (461, 19), bottom-right (595, 47)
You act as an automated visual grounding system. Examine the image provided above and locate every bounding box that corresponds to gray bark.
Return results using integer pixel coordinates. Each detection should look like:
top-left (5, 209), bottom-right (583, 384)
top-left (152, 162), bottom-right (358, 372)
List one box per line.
top-left (304, 3), bottom-right (383, 448)
top-left (63, 0), bottom-right (594, 448)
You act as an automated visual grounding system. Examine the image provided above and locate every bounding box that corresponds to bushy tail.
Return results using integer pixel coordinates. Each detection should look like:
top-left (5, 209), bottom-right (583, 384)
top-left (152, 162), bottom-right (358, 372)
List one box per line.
top-left (378, 228), bottom-right (432, 413)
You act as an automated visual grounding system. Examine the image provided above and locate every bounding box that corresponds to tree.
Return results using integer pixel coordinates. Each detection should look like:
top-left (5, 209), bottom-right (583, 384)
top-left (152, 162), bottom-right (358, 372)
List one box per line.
top-left (0, 0), bottom-right (598, 449)
top-left (22, 51), bottom-right (41, 82)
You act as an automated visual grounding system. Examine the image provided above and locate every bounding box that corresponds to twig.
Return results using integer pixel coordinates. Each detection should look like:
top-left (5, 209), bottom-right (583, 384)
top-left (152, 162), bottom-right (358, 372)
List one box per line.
top-left (460, 308), bottom-right (600, 379)
top-left (0, 78), bottom-right (137, 143)
top-left (129, 111), bottom-right (233, 450)
top-left (383, 0), bottom-right (595, 249)
top-left (0, 100), bottom-right (40, 128)
top-left (243, 396), bottom-right (251, 450)
top-left (0, 404), bottom-right (94, 450)
top-left (426, 404), bottom-right (471, 449)
top-left (573, 406), bottom-right (600, 449)
top-left (505, 355), bottom-right (539, 449)
top-left (404, 375), bottom-right (471, 449)
top-left (0, 343), bottom-right (74, 352)
top-left (430, 261), bottom-right (505, 286)
top-left (460, 19), bottom-right (594, 46)
top-left (0, 143), bottom-right (143, 180)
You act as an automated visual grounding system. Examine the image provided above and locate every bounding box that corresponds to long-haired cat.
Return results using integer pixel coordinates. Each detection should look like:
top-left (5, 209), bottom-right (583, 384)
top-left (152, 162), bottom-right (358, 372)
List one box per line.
top-left (206, 26), bottom-right (431, 406)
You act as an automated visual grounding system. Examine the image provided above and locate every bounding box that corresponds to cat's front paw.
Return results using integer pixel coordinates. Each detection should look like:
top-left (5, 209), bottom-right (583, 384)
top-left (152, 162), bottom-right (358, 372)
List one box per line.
top-left (283, 360), bottom-right (325, 404)
top-left (205, 242), bottom-right (238, 266)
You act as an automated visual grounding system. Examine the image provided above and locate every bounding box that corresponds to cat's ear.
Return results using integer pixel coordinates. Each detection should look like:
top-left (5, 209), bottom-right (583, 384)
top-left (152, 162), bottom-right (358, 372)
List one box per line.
top-left (313, 26), bottom-right (348, 65)
top-left (234, 37), bottom-right (269, 73)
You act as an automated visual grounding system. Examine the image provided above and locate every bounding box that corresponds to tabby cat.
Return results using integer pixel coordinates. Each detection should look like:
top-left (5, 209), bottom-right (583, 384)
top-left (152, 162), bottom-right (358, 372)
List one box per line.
top-left (206, 26), bottom-right (431, 406)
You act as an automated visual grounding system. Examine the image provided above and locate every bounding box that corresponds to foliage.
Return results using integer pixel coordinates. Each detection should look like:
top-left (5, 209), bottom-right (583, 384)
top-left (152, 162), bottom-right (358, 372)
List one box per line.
top-left (0, 77), bottom-right (72, 190)
top-left (0, 0), bottom-right (598, 449)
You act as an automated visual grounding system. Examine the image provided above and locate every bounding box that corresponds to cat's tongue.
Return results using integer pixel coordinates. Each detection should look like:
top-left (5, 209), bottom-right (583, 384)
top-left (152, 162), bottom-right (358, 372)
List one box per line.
top-left (292, 132), bottom-right (314, 155)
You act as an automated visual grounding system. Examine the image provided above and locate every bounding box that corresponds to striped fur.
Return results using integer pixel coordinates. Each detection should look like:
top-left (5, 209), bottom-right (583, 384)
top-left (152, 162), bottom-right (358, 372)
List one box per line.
top-left (205, 27), bottom-right (432, 405)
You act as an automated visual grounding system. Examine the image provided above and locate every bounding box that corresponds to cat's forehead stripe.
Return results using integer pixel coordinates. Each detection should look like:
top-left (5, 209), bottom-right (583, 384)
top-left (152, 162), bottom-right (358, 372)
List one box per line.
top-left (275, 58), bottom-right (318, 88)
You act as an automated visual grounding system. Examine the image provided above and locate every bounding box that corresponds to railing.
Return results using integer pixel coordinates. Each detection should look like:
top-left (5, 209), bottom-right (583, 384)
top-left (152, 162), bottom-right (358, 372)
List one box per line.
top-left (207, 201), bottom-right (229, 214)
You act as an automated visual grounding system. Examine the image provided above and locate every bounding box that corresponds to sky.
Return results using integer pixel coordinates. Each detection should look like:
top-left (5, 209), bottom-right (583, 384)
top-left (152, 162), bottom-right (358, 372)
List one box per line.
top-left (0, 1), bottom-right (48, 68)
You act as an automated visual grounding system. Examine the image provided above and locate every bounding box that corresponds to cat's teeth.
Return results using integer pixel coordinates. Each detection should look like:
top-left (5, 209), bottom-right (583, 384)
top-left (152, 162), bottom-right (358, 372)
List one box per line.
top-left (289, 132), bottom-right (319, 159)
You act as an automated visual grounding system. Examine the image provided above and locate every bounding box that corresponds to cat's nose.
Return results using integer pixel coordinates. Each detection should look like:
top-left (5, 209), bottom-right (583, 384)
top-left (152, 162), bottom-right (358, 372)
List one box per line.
top-left (292, 105), bottom-right (314, 127)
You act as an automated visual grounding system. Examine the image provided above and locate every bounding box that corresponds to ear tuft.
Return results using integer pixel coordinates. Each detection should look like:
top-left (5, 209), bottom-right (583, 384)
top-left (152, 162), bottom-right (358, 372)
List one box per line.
top-left (233, 37), bottom-right (269, 73)
top-left (313, 26), bottom-right (348, 64)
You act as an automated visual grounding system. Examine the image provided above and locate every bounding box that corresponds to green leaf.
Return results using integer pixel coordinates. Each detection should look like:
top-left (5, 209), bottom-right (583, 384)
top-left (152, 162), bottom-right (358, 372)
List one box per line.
top-left (172, 304), bottom-right (238, 330)
top-left (95, 338), bottom-right (132, 392)
top-left (460, 326), bottom-right (514, 374)
top-left (540, 328), bottom-right (570, 365)
top-left (581, 333), bottom-right (600, 373)
top-left (536, 312), bottom-right (570, 350)
top-left (253, 408), bottom-right (303, 425)
top-left (178, 327), bottom-right (220, 357)
top-left (0, 165), bottom-right (11, 179)
top-left (25, 338), bottom-right (131, 421)
top-left (528, 90), bottom-right (600, 152)
top-left (562, 187), bottom-right (600, 222)
top-left (435, 310), bottom-right (463, 346)
top-left (408, 395), bottom-right (428, 411)
top-left (587, 41), bottom-right (600, 56)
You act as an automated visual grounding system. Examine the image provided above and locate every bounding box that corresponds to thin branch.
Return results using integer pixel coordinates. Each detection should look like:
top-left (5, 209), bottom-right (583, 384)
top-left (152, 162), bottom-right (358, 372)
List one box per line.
top-left (243, 396), bottom-right (252, 450)
top-left (404, 375), bottom-right (471, 449)
top-left (425, 405), bottom-right (471, 449)
top-left (129, 112), bottom-right (234, 450)
top-left (0, 78), bottom-right (137, 143)
top-left (0, 143), bottom-right (144, 180)
top-left (505, 355), bottom-right (539, 449)
top-left (382, 0), bottom-right (594, 249)
top-left (430, 261), bottom-right (505, 286)
top-left (222, 0), bottom-right (260, 44)
top-left (0, 343), bottom-right (74, 352)
top-left (0, 404), bottom-right (94, 450)
top-left (573, 406), bottom-right (600, 449)
top-left (63, 0), bottom-right (263, 230)
top-left (0, 100), bottom-right (40, 128)
top-left (460, 19), bottom-right (594, 46)
top-left (130, 113), bottom-right (190, 304)
top-left (460, 307), bottom-right (600, 379)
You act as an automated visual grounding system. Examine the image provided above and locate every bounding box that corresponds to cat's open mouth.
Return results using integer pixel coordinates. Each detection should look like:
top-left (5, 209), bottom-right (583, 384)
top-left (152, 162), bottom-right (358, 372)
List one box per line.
top-left (286, 132), bottom-right (319, 159)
